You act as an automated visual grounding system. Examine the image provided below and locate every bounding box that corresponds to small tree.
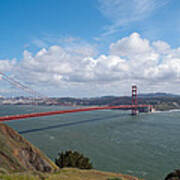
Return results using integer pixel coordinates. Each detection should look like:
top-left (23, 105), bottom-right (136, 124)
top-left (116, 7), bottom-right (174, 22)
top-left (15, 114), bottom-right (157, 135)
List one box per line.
top-left (55, 150), bottom-right (93, 169)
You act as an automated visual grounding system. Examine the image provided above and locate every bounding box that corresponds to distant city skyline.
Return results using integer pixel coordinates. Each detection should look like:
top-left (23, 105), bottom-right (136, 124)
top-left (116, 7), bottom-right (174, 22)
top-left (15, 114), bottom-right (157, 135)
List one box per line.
top-left (0, 0), bottom-right (180, 97)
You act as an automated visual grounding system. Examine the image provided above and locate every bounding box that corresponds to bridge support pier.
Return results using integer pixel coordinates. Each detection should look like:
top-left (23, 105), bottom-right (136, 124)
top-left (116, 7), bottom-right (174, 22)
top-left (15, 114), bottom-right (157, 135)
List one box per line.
top-left (131, 109), bottom-right (139, 115)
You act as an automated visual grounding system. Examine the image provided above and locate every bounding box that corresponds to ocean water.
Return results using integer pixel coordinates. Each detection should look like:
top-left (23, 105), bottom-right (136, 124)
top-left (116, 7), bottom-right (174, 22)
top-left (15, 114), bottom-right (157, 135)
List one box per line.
top-left (1, 105), bottom-right (180, 180)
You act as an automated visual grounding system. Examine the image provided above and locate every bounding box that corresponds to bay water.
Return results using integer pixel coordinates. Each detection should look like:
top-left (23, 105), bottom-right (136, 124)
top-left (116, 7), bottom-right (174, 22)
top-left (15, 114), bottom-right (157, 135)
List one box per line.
top-left (1, 105), bottom-right (180, 180)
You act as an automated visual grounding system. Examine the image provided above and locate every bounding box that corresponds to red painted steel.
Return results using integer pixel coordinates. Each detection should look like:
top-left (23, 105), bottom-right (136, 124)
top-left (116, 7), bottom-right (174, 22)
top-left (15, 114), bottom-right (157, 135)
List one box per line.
top-left (0, 105), bottom-right (152, 122)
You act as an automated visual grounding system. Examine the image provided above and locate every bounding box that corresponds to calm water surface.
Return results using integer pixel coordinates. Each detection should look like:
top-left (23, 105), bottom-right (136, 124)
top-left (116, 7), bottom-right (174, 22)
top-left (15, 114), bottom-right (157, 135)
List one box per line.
top-left (1, 105), bottom-right (180, 180)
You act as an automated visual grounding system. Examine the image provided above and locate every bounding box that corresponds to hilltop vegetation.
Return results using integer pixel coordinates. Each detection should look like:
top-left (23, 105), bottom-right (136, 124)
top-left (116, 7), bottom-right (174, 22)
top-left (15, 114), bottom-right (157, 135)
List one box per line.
top-left (165, 169), bottom-right (180, 180)
top-left (0, 168), bottom-right (141, 180)
top-left (55, 150), bottom-right (93, 169)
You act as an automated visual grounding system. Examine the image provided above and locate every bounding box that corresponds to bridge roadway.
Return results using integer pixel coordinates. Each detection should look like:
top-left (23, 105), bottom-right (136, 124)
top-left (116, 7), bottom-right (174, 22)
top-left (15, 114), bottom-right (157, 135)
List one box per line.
top-left (0, 105), bottom-right (152, 122)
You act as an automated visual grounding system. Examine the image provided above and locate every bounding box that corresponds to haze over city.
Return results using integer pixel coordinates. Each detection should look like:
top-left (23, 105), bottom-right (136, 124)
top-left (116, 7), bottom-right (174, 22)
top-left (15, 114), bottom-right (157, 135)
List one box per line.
top-left (0, 0), bottom-right (180, 97)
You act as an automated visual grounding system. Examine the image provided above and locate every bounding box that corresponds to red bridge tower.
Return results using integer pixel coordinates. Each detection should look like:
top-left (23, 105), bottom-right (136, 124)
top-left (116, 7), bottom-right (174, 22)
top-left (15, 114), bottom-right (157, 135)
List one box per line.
top-left (132, 85), bottom-right (138, 115)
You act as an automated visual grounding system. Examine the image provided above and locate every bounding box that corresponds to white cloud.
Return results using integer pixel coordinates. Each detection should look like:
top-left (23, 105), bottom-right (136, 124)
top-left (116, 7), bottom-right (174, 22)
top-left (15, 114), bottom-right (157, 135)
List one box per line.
top-left (32, 39), bottom-right (48, 48)
top-left (152, 41), bottom-right (170, 54)
top-left (1, 32), bottom-right (180, 96)
top-left (31, 34), bottom-right (84, 49)
top-left (98, 0), bottom-right (169, 36)
top-left (0, 59), bottom-right (16, 72)
top-left (110, 32), bottom-right (152, 57)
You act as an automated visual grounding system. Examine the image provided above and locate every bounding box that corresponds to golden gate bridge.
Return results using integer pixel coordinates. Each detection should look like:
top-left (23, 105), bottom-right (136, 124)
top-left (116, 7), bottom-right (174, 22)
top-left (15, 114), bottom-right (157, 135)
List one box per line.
top-left (0, 73), bottom-right (152, 122)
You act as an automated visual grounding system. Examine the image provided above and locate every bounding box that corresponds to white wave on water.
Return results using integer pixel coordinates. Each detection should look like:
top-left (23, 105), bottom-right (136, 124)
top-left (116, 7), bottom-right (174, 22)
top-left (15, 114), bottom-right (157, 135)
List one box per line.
top-left (126, 169), bottom-right (148, 177)
top-left (152, 109), bottom-right (180, 114)
top-left (151, 110), bottom-right (162, 114)
top-left (49, 136), bottom-right (55, 140)
top-left (168, 109), bottom-right (180, 112)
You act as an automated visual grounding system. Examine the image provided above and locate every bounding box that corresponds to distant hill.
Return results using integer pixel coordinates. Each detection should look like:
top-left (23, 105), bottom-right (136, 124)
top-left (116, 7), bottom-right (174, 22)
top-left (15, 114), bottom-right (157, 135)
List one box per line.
top-left (139, 92), bottom-right (180, 98)
top-left (1, 92), bottom-right (180, 111)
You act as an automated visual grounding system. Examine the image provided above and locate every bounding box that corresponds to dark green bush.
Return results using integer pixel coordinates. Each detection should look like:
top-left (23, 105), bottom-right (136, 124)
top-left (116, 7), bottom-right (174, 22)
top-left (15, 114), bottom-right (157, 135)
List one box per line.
top-left (55, 150), bottom-right (93, 169)
top-left (165, 169), bottom-right (180, 180)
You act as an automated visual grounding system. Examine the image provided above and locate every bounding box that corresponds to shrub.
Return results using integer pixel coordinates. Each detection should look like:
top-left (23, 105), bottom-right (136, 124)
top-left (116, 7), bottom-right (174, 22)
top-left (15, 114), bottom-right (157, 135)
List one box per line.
top-left (55, 150), bottom-right (93, 169)
top-left (165, 169), bottom-right (180, 180)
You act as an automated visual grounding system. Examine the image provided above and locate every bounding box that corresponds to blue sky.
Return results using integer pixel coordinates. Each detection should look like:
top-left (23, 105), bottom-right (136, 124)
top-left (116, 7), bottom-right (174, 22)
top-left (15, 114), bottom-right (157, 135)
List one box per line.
top-left (0, 0), bottom-right (180, 96)
top-left (1, 0), bottom-right (180, 58)
top-left (0, 0), bottom-right (104, 58)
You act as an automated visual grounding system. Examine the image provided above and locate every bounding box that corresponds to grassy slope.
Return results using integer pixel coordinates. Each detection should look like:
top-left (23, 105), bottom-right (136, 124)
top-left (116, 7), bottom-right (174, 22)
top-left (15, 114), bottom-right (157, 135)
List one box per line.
top-left (0, 168), bottom-right (142, 180)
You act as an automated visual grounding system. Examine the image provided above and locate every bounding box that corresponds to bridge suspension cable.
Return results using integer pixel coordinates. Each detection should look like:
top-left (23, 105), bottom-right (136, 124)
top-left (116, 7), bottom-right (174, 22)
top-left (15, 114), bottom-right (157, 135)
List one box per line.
top-left (0, 72), bottom-right (47, 98)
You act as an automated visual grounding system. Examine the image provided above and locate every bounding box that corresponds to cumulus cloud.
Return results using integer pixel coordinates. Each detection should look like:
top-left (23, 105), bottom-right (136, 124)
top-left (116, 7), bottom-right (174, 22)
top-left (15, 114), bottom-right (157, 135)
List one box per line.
top-left (1, 32), bottom-right (180, 96)
top-left (109, 33), bottom-right (180, 85)
top-left (0, 59), bottom-right (16, 72)
top-left (110, 33), bottom-right (153, 57)
top-left (152, 40), bottom-right (170, 54)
